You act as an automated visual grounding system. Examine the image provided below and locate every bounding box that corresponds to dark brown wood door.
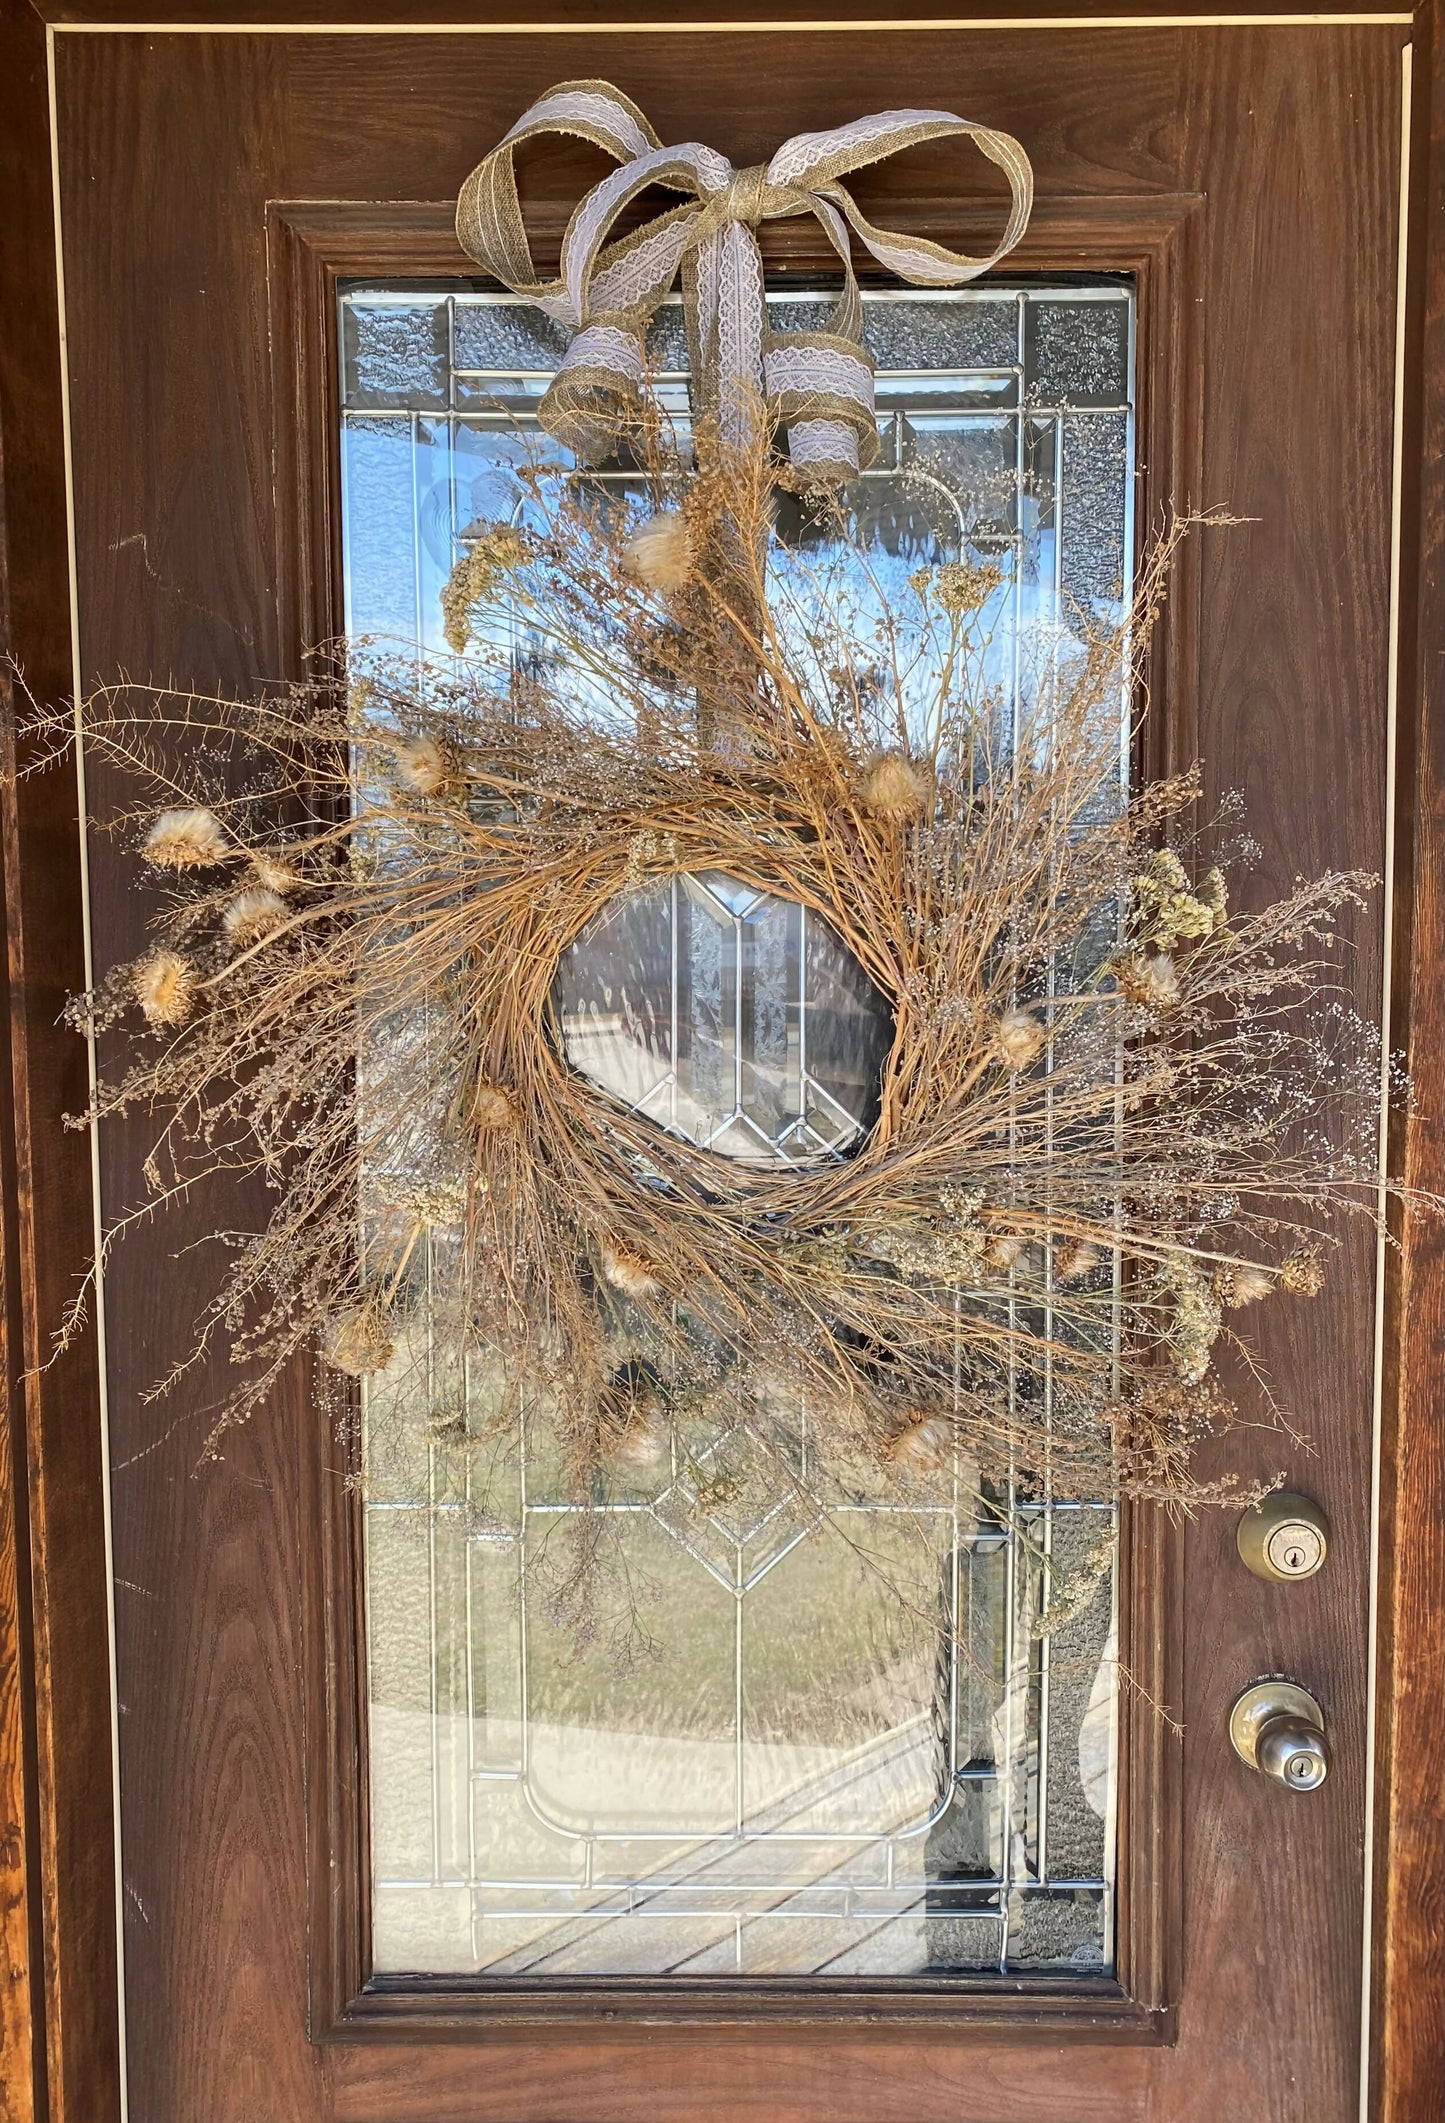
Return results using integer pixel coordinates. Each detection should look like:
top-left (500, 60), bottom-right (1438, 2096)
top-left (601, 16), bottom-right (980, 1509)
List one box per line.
top-left (50, 17), bottom-right (1407, 2122)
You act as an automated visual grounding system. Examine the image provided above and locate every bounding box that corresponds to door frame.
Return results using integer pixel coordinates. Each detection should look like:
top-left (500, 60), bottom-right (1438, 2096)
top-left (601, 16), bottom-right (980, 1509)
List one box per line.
top-left (273, 189), bottom-right (1202, 2045)
top-left (0, 2), bottom-right (1439, 2118)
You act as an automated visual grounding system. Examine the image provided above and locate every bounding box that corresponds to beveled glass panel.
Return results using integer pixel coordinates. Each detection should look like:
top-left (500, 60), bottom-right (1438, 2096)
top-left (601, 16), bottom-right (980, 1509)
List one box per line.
top-left (342, 280), bottom-right (1135, 1980)
top-left (553, 872), bottom-right (893, 1164)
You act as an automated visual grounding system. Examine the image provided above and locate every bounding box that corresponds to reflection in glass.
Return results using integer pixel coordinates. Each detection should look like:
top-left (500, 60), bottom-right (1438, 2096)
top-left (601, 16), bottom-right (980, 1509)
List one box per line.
top-left (553, 872), bottom-right (894, 1164)
top-left (343, 281), bottom-right (1134, 1981)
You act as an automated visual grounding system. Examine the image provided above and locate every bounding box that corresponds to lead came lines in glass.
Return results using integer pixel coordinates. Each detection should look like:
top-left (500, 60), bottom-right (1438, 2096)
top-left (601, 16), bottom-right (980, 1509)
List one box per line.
top-left (347, 280), bottom-right (1133, 1980)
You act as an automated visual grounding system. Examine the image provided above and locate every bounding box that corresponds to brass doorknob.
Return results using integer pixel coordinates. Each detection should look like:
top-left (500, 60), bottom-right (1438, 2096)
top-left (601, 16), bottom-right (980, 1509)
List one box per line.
top-left (1229, 1680), bottom-right (1331, 1792)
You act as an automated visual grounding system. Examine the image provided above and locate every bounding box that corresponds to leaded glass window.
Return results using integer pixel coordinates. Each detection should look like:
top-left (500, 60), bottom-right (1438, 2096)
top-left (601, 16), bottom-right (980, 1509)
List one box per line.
top-left (342, 281), bottom-right (1134, 1980)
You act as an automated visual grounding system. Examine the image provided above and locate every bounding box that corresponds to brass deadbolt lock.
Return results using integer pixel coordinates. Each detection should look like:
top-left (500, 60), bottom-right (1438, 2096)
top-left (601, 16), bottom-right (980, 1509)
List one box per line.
top-left (1229, 1680), bottom-right (1331, 1792)
top-left (1236, 1490), bottom-right (1330, 1582)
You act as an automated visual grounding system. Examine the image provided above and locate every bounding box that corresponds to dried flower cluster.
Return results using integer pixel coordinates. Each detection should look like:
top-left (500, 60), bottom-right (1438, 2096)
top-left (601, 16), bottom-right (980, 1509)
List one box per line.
top-left (38, 425), bottom-right (1403, 1577)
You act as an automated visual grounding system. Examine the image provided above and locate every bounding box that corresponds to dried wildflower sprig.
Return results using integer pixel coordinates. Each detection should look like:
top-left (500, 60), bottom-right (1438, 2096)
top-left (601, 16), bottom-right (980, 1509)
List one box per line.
top-left (33, 426), bottom-right (1411, 1530)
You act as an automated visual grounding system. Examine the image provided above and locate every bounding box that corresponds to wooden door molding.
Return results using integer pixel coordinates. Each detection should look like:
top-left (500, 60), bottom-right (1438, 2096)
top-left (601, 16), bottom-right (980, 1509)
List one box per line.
top-left (269, 188), bottom-right (1205, 2046)
top-left (1370, 0), bottom-right (1445, 2113)
top-left (0, 3), bottom-right (123, 2123)
top-left (28, 3), bottom-right (1424, 29)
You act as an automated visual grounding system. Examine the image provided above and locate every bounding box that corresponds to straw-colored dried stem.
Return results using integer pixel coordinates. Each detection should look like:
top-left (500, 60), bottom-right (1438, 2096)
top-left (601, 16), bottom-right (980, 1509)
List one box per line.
top-left (30, 428), bottom-right (1422, 1563)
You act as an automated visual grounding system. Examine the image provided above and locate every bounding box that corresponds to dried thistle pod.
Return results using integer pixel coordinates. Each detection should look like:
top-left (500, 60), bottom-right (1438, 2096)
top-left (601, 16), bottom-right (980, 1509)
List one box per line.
top-left (599, 1243), bottom-right (662, 1301)
top-left (222, 887), bottom-right (288, 949)
top-left (1213, 1262), bottom-right (1275, 1309)
top-left (132, 948), bottom-right (196, 1028)
top-left (250, 852), bottom-right (301, 896)
top-left (984, 1230), bottom-right (1028, 1273)
top-left (320, 1300), bottom-right (394, 1378)
top-left (621, 511), bottom-right (694, 593)
top-left (1058, 1239), bottom-right (1103, 1282)
top-left (613, 1413), bottom-right (668, 1468)
top-left (884, 1416), bottom-right (951, 1476)
top-left (989, 1006), bottom-right (1047, 1072)
top-left (1280, 1246), bottom-right (1326, 1297)
top-left (142, 807), bottom-right (228, 871)
top-left (394, 734), bottom-right (451, 797)
top-left (1112, 949), bottom-right (1180, 1011)
top-left (859, 750), bottom-right (932, 825)
top-left (601, 1360), bottom-right (669, 1467)
top-left (470, 1081), bottom-right (518, 1134)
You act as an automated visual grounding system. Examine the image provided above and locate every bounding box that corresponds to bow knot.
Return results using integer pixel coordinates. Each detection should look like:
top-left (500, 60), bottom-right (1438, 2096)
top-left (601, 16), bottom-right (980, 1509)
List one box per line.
top-left (702, 163), bottom-right (782, 232)
top-left (456, 79), bottom-right (1033, 489)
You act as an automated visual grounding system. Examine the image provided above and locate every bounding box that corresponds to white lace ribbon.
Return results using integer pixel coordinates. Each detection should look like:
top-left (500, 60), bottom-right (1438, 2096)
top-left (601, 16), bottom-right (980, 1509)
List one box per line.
top-left (456, 78), bottom-right (1033, 488)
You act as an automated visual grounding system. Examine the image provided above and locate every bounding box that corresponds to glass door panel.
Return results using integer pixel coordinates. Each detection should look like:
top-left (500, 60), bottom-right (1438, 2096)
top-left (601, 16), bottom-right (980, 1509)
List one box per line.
top-left (341, 281), bottom-right (1135, 1981)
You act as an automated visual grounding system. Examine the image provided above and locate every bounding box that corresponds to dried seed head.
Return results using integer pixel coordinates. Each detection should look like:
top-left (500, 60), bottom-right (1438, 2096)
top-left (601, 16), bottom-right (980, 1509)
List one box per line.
top-left (990, 1006), bottom-right (1047, 1072)
top-left (132, 948), bottom-right (196, 1028)
top-left (222, 888), bottom-right (287, 948)
top-left (599, 1244), bottom-right (661, 1301)
top-left (395, 735), bottom-right (450, 797)
top-left (428, 1403), bottom-right (468, 1444)
top-left (621, 512), bottom-right (694, 593)
top-left (1131, 848), bottom-right (1221, 949)
top-left (984, 1230), bottom-right (1028, 1272)
top-left (860, 751), bottom-right (932, 825)
top-left (250, 852), bottom-right (301, 895)
top-left (934, 559), bottom-right (1005, 614)
top-left (319, 1301), bottom-right (393, 1378)
top-left (1198, 866), bottom-right (1228, 925)
top-left (1158, 1256), bottom-right (1222, 1384)
top-left (614, 1414), bottom-right (668, 1468)
top-left (602, 1360), bottom-right (668, 1466)
top-left (622, 510), bottom-right (692, 597)
top-left (1213, 1262), bottom-right (1275, 1309)
top-left (1034, 1525), bottom-right (1116, 1640)
top-left (471, 1082), bottom-right (518, 1133)
top-left (1113, 950), bottom-right (1181, 1011)
top-left (1280, 1246), bottom-right (1326, 1298)
top-left (1058, 1239), bottom-right (1103, 1282)
top-left (884, 1416), bottom-right (950, 1475)
top-left (142, 807), bottom-right (229, 870)
top-left (439, 525), bottom-right (530, 651)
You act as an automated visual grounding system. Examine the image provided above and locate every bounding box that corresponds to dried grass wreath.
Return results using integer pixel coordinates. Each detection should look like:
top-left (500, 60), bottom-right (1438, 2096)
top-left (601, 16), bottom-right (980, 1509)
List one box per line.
top-left (36, 418), bottom-right (1401, 1623)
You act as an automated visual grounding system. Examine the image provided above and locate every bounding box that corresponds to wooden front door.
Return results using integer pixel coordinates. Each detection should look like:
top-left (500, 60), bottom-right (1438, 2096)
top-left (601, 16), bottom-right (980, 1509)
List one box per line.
top-left (44, 15), bottom-right (1410, 2121)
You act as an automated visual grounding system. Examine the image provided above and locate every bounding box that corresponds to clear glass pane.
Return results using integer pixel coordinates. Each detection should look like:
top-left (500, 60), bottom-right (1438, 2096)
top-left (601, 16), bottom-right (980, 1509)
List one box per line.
top-left (341, 280), bottom-right (1134, 1980)
top-left (553, 872), bottom-right (893, 1165)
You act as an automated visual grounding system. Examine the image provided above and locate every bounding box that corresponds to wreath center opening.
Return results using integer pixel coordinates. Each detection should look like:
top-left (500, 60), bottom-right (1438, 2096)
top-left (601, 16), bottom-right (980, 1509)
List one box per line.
top-left (552, 870), bottom-right (895, 1165)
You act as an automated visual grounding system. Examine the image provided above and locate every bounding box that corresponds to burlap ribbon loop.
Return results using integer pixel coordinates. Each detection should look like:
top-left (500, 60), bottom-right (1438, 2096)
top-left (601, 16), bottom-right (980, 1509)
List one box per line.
top-left (455, 79), bottom-right (1034, 488)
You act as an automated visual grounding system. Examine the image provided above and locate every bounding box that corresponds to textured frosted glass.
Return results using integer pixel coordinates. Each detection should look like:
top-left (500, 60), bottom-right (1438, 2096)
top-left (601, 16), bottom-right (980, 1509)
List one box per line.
top-left (453, 297), bottom-right (573, 375)
top-left (343, 299), bottom-right (450, 409)
top-left (340, 418), bottom-right (419, 641)
top-left (1062, 411), bottom-right (1131, 613)
top-left (1027, 296), bottom-right (1130, 408)
top-left (343, 279), bottom-right (1134, 1981)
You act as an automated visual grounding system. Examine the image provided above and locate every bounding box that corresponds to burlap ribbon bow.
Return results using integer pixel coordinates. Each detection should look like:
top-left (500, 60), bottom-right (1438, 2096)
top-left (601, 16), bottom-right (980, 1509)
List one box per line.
top-left (455, 79), bottom-right (1034, 488)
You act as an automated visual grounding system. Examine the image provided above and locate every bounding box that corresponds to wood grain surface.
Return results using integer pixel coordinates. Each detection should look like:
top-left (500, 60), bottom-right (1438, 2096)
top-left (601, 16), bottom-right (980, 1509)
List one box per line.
top-left (0, 3), bottom-right (122, 2121)
top-left (1372, 0), bottom-right (1445, 2113)
top-left (31, 0), bottom-right (1420, 28)
top-left (28, 16), bottom-right (1423, 2122)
